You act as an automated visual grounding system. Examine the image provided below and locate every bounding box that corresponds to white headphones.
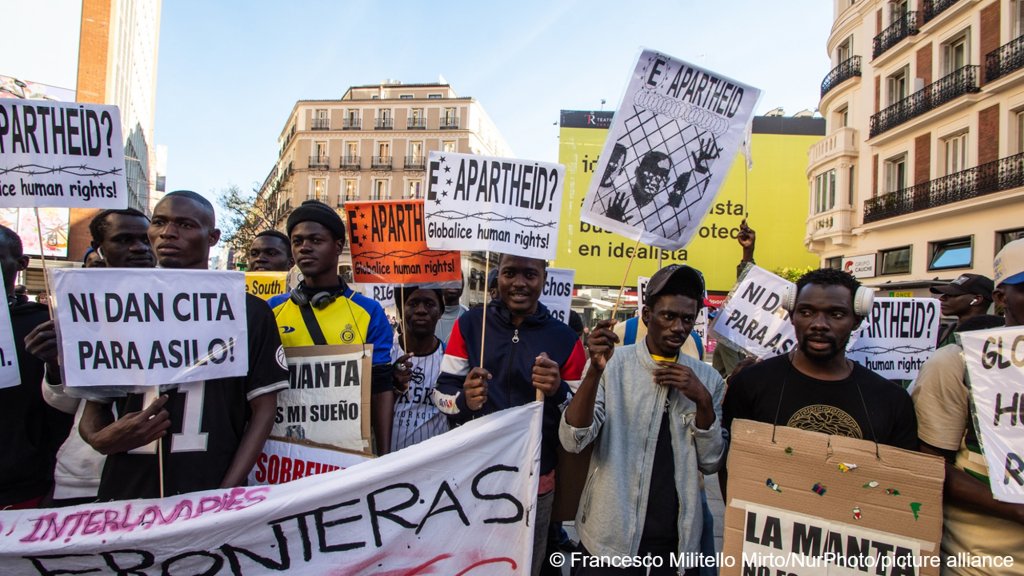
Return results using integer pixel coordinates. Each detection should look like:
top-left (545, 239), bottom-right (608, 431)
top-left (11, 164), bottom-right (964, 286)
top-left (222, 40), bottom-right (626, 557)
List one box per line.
top-left (780, 282), bottom-right (874, 317)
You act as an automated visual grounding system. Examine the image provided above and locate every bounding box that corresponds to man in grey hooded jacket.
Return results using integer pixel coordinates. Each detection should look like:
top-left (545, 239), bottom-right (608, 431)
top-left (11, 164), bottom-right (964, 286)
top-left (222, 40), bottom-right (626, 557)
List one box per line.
top-left (560, 264), bottom-right (725, 574)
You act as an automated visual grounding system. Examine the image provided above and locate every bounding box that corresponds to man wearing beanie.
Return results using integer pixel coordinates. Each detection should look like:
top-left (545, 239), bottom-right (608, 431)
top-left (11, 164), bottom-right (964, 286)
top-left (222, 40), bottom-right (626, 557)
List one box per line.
top-left (268, 200), bottom-right (396, 454)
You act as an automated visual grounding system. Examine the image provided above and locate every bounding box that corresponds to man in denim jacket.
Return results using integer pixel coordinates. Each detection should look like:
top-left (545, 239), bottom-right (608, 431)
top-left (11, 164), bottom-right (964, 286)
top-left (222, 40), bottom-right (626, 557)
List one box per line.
top-left (560, 264), bottom-right (725, 575)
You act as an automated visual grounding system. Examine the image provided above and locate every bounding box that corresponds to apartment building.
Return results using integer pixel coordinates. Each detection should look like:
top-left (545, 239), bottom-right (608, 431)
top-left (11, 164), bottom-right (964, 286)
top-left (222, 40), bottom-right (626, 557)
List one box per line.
top-left (807, 0), bottom-right (1024, 296)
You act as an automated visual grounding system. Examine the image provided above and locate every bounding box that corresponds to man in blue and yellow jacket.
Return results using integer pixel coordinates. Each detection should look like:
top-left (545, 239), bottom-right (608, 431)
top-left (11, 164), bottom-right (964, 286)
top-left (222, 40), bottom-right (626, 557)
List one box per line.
top-left (268, 200), bottom-right (395, 454)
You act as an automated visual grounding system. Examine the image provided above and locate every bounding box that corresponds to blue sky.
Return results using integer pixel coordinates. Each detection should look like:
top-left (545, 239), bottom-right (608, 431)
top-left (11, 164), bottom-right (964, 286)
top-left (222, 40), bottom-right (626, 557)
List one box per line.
top-left (5, 0), bottom-right (833, 206)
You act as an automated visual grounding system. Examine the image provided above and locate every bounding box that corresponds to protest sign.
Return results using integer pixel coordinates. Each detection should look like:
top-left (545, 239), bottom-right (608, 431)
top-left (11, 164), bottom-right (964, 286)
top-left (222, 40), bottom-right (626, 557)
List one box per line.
top-left (961, 326), bottom-right (1024, 503)
top-left (0, 268), bottom-right (20, 389)
top-left (540, 267), bottom-right (574, 324)
top-left (0, 402), bottom-right (543, 575)
top-left (272, 345), bottom-right (372, 454)
top-left (425, 151), bottom-right (565, 260)
top-left (711, 265), bottom-right (795, 359)
top-left (581, 49), bottom-right (760, 251)
top-left (346, 199), bottom-right (460, 285)
top-left (847, 298), bottom-right (940, 381)
top-left (357, 283), bottom-right (396, 309)
top-left (0, 207), bottom-right (70, 257)
top-left (244, 271), bottom-right (287, 301)
top-left (0, 99), bottom-right (128, 209)
top-left (248, 438), bottom-right (370, 486)
top-left (723, 419), bottom-right (944, 576)
top-left (49, 269), bottom-right (248, 388)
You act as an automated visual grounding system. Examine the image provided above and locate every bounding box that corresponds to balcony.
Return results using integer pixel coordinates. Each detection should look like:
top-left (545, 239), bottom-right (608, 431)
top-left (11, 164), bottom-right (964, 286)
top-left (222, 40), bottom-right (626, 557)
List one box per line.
top-left (440, 117), bottom-right (460, 129)
top-left (340, 155), bottom-right (361, 170)
top-left (375, 117), bottom-right (393, 130)
top-left (921, 0), bottom-right (959, 25)
top-left (311, 118), bottom-right (330, 130)
top-left (343, 118), bottom-right (361, 130)
top-left (869, 65), bottom-right (979, 137)
top-left (805, 207), bottom-right (855, 246)
top-left (407, 118), bottom-right (426, 129)
top-left (873, 12), bottom-right (918, 59)
top-left (308, 155), bottom-right (329, 170)
top-left (863, 152), bottom-right (1024, 223)
top-left (820, 57), bottom-right (861, 98)
top-left (808, 127), bottom-right (859, 169)
top-left (405, 156), bottom-right (426, 170)
top-left (986, 35), bottom-right (1024, 83)
top-left (371, 155), bottom-right (393, 170)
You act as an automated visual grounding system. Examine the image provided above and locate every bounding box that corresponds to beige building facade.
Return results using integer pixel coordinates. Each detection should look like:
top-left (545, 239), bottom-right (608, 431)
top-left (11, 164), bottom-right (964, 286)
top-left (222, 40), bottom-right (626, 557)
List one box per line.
top-left (808, 0), bottom-right (1024, 296)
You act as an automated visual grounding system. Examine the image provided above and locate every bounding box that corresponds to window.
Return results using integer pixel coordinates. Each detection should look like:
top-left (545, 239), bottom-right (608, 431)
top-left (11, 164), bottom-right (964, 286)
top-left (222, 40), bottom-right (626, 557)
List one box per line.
top-left (376, 108), bottom-right (393, 129)
top-left (1015, 0), bottom-right (1024, 39)
top-left (314, 141), bottom-right (327, 157)
top-left (344, 179), bottom-right (358, 200)
top-left (943, 132), bottom-right (968, 175)
top-left (887, 67), bottom-right (909, 105)
top-left (836, 36), bottom-right (853, 63)
top-left (313, 108), bottom-right (329, 130)
top-left (1016, 110), bottom-right (1024, 153)
top-left (891, 0), bottom-right (908, 21)
top-left (848, 165), bottom-right (856, 206)
top-left (428, 94), bottom-right (443, 99)
top-left (834, 105), bottom-right (849, 128)
top-left (345, 141), bottom-right (358, 157)
top-left (407, 179), bottom-right (422, 198)
top-left (377, 141), bottom-right (390, 157)
top-left (442, 107), bottom-right (457, 127)
top-left (825, 256), bottom-right (844, 270)
top-left (929, 237), bottom-right (973, 270)
top-left (409, 141), bottom-right (423, 160)
top-left (399, 94), bottom-right (413, 100)
top-left (880, 246), bottom-right (912, 275)
top-left (884, 154), bottom-right (907, 193)
top-left (372, 179), bottom-right (389, 200)
top-left (814, 169), bottom-right (836, 214)
top-left (442, 140), bottom-right (457, 153)
top-left (409, 108), bottom-right (425, 128)
top-left (997, 227), bottom-right (1024, 251)
top-left (310, 178), bottom-right (327, 202)
top-left (942, 31), bottom-right (970, 75)
top-left (345, 109), bottom-right (360, 129)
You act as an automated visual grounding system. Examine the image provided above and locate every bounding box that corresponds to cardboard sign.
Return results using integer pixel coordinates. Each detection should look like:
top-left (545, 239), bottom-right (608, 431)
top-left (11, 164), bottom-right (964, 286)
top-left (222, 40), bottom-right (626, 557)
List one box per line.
top-left (847, 298), bottom-right (940, 381)
top-left (248, 438), bottom-right (370, 485)
top-left (244, 271), bottom-right (287, 301)
top-left (0, 267), bottom-right (20, 389)
top-left (346, 199), bottom-right (460, 285)
top-left (540, 267), bottom-right (574, 324)
top-left (712, 265), bottom-right (795, 359)
top-left (0, 403), bottom-right (543, 575)
top-left (581, 49), bottom-right (760, 251)
top-left (961, 326), bottom-right (1024, 503)
top-left (723, 419), bottom-right (944, 576)
top-left (272, 345), bottom-right (372, 454)
top-left (49, 269), bottom-right (248, 388)
top-left (425, 151), bottom-right (565, 260)
top-left (0, 99), bottom-right (128, 209)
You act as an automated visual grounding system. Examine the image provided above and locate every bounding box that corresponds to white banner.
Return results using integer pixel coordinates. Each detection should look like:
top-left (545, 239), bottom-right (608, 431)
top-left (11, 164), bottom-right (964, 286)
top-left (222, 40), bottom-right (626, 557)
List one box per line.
top-left (357, 283), bottom-right (396, 309)
top-left (0, 403), bottom-right (542, 574)
top-left (961, 326), bottom-right (1024, 503)
top-left (249, 438), bottom-right (370, 486)
top-left (0, 99), bottom-right (128, 209)
top-left (0, 267), bottom-right (20, 389)
top-left (540, 267), bottom-right (574, 324)
top-left (581, 49), bottom-right (760, 250)
top-left (711, 265), bottom-right (795, 359)
top-left (272, 345), bottom-right (371, 453)
top-left (49, 269), bottom-right (249, 387)
top-left (847, 298), bottom-right (940, 380)
top-left (425, 151), bottom-right (564, 260)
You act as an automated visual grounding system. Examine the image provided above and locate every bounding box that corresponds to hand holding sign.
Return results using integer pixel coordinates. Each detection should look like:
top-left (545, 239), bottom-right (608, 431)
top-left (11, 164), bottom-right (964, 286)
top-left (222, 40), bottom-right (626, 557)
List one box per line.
top-left (531, 352), bottom-right (561, 397)
top-left (393, 353), bottom-right (413, 395)
top-left (82, 395), bottom-right (170, 455)
top-left (464, 367), bottom-right (490, 411)
top-left (587, 319), bottom-right (619, 371)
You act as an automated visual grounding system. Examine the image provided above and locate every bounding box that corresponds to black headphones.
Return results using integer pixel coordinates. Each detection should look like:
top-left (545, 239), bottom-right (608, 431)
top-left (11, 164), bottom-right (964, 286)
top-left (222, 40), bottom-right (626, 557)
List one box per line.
top-left (289, 282), bottom-right (344, 309)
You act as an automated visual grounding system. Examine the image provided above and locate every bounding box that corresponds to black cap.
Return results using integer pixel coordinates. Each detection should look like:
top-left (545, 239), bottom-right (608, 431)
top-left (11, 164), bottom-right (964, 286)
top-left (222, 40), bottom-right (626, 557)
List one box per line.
top-left (286, 200), bottom-right (346, 239)
top-left (646, 264), bottom-right (705, 305)
top-left (929, 273), bottom-right (994, 300)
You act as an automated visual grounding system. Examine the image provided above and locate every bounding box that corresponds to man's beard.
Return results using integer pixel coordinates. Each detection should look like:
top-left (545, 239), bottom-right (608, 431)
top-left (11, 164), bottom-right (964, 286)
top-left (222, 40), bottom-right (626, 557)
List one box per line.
top-left (798, 333), bottom-right (849, 363)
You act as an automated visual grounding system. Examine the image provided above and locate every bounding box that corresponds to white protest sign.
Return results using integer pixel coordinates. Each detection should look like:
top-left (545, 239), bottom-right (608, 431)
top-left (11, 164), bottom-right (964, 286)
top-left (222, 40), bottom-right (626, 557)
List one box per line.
top-left (50, 269), bottom-right (248, 387)
top-left (0, 268), bottom-right (20, 389)
top-left (249, 438), bottom-right (370, 486)
top-left (0, 100), bottom-right (128, 208)
top-left (961, 326), bottom-right (1024, 503)
top-left (273, 345), bottom-right (371, 453)
top-left (0, 403), bottom-right (543, 575)
top-left (357, 283), bottom-right (396, 309)
top-left (581, 49), bottom-right (760, 250)
top-left (847, 298), bottom-right (940, 380)
top-left (425, 151), bottom-right (564, 260)
top-left (711, 265), bottom-right (795, 358)
top-left (540, 267), bottom-right (574, 324)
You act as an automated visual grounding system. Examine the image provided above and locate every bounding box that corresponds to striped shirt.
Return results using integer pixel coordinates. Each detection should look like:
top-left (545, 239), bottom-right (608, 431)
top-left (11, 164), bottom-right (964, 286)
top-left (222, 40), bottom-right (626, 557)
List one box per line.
top-left (391, 340), bottom-right (449, 451)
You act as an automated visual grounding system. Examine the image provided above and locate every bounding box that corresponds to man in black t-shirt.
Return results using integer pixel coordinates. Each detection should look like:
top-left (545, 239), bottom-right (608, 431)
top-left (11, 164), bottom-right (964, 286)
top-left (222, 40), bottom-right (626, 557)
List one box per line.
top-left (80, 191), bottom-right (288, 499)
top-left (723, 269), bottom-right (918, 471)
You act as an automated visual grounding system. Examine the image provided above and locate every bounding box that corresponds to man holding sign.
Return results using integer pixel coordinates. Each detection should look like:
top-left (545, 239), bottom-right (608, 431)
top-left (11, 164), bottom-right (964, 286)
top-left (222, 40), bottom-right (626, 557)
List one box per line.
top-left (913, 239), bottom-right (1024, 572)
top-left (80, 191), bottom-right (289, 499)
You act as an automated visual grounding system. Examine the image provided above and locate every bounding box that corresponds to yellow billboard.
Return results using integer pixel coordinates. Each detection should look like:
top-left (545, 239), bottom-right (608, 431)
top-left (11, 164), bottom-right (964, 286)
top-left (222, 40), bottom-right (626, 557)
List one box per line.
top-left (553, 111), bottom-right (821, 292)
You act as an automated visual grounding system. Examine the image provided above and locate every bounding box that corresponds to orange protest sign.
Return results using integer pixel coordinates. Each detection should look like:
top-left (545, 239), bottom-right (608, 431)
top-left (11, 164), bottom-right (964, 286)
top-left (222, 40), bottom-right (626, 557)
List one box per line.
top-left (345, 199), bottom-right (460, 285)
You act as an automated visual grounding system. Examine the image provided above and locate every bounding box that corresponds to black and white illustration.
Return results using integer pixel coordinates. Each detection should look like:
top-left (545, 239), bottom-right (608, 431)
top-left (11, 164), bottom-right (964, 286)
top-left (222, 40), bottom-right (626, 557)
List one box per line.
top-left (582, 50), bottom-right (760, 250)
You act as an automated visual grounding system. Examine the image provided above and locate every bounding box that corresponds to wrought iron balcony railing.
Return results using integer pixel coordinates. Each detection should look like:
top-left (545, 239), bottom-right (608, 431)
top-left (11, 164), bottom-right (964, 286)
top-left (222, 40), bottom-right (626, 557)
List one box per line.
top-left (375, 117), bottom-right (394, 130)
top-left (340, 155), bottom-right (361, 170)
top-left (986, 34), bottom-right (1024, 83)
top-left (873, 12), bottom-right (918, 59)
top-left (820, 56), bottom-right (862, 97)
top-left (405, 156), bottom-right (426, 170)
top-left (921, 0), bottom-right (959, 25)
top-left (371, 156), bottom-right (393, 169)
top-left (308, 155), bottom-right (329, 170)
top-left (864, 152), bottom-right (1024, 223)
top-left (407, 118), bottom-right (426, 129)
top-left (343, 118), bottom-right (361, 130)
top-left (869, 65), bottom-right (979, 137)
top-left (311, 118), bottom-right (330, 130)
top-left (440, 117), bottom-right (460, 129)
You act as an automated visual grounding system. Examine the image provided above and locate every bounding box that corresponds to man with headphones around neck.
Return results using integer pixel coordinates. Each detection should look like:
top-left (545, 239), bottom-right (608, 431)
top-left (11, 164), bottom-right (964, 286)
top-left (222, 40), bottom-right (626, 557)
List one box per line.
top-left (267, 200), bottom-right (396, 455)
top-left (721, 269), bottom-right (918, 493)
